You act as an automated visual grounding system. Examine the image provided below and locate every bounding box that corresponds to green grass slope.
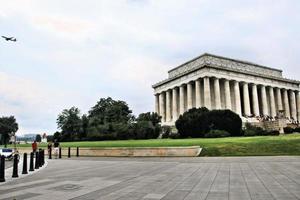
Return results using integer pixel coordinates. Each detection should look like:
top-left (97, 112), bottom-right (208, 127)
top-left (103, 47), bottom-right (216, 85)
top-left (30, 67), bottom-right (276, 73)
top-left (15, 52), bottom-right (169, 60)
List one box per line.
top-left (9, 133), bottom-right (300, 156)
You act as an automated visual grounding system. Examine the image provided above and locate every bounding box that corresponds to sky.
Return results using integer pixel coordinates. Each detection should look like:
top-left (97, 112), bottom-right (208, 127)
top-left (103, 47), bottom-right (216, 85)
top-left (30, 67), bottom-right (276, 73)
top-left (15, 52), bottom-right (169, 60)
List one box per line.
top-left (0, 0), bottom-right (299, 135)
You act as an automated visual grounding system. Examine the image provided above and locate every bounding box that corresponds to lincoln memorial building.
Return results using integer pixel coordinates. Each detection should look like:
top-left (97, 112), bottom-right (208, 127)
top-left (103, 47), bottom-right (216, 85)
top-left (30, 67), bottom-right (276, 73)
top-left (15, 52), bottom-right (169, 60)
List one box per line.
top-left (152, 53), bottom-right (300, 125)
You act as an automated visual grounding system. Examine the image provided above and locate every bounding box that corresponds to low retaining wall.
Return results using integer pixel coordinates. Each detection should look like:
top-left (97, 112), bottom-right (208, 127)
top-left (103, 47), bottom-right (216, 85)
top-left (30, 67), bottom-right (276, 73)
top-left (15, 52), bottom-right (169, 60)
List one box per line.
top-left (17, 146), bottom-right (202, 157)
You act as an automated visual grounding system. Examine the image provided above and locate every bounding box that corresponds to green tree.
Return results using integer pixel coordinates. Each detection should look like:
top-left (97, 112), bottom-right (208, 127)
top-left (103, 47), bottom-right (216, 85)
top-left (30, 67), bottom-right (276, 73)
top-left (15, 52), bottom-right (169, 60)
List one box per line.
top-left (136, 112), bottom-right (161, 126)
top-left (0, 116), bottom-right (18, 147)
top-left (88, 97), bottom-right (133, 124)
top-left (57, 107), bottom-right (82, 141)
top-left (79, 114), bottom-right (89, 139)
top-left (53, 131), bottom-right (61, 141)
top-left (47, 135), bottom-right (54, 142)
top-left (134, 121), bottom-right (159, 139)
top-left (35, 134), bottom-right (42, 142)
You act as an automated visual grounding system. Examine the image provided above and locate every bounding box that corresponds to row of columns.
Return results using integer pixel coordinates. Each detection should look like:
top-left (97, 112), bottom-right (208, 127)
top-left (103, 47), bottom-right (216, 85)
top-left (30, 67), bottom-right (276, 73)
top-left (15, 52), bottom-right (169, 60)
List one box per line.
top-left (155, 77), bottom-right (300, 123)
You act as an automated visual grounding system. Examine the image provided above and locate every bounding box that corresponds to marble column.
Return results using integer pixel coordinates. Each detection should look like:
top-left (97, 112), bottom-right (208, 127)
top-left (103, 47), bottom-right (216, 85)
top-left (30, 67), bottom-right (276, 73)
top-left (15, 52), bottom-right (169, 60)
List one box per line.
top-left (269, 87), bottom-right (276, 117)
top-left (243, 82), bottom-right (251, 116)
top-left (234, 81), bottom-right (241, 116)
top-left (159, 92), bottom-right (165, 122)
top-left (155, 94), bottom-right (159, 114)
top-left (179, 85), bottom-right (185, 115)
top-left (187, 82), bottom-right (193, 110)
top-left (283, 89), bottom-right (290, 118)
top-left (224, 79), bottom-right (231, 110)
top-left (260, 85), bottom-right (268, 116)
top-left (204, 77), bottom-right (211, 109)
top-left (289, 90), bottom-right (297, 120)
top-left (296, 91), bottom-right (300, 122)
top-left (165, 90), bottom-right (171, 122)
top-left (251, 84), bottom-right (260, 116)
top-left (276, 88), bottom-right (283, 110)
top-left (214, 78), bottom-right (221, 109)
top-left (195, 79), bottom-right (201, 108)
top-left (172, 88), bottom-right (178, 121)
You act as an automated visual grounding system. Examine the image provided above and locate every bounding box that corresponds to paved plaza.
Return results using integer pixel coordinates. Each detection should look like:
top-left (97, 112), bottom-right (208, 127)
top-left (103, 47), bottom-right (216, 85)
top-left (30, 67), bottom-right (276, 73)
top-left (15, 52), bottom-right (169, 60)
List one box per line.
top-left (0, 156), bottom-right (300, 200)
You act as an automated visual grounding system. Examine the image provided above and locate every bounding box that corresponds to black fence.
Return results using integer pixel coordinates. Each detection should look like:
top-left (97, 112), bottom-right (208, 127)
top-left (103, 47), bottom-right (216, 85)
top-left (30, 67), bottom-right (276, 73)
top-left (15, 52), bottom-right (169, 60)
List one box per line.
top-left (0, 149), bottom-right (45, 183)
top-left (0, 147), bottom-right (80, 183)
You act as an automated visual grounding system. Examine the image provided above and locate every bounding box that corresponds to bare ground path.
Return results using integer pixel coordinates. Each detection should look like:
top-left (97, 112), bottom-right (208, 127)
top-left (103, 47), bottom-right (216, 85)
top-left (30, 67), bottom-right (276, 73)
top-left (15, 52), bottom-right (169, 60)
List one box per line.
top-left (0, 156), bottom-right (300, 200)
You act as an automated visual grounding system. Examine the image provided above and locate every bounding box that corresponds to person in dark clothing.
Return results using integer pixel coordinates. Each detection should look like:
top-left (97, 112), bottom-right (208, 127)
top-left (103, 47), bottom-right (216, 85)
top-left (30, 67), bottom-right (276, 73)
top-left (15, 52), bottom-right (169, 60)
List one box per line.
top-left (47, 141), bottom-right (52, 157)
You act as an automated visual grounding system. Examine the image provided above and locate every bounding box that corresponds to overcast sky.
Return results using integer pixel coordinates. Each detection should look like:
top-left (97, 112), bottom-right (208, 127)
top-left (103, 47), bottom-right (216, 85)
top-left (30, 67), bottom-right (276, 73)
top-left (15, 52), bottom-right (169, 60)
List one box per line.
top-left (0, 0), bottom-right (299, 135)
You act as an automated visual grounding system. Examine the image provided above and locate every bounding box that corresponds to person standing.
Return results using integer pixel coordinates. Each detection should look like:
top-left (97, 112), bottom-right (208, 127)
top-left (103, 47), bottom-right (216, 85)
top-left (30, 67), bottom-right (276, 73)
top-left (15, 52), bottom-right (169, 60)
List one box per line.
top-left (47, 141), bottom-right (52, 158)
top-left (53, 140), bottom-right (60, 159)
top-left (32, 140), bottom-right (37, 153)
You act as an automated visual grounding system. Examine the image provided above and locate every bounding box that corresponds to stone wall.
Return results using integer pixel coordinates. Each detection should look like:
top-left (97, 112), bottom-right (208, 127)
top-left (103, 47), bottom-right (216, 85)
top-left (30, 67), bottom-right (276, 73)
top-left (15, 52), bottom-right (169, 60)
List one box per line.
top-left (17, 146), bottom-right (202, 157)
top-left (250, 120), bottom-right (297, 132)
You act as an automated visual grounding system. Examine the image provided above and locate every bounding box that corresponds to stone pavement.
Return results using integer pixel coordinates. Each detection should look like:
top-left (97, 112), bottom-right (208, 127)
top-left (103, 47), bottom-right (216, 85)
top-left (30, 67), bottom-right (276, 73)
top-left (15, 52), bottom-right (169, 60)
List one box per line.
top-left (2, 156), bottom-right (47, 184)
top-left (4, 160), bottom-right (13, 169)
top-left (0, 156), bottom-right (299, 200)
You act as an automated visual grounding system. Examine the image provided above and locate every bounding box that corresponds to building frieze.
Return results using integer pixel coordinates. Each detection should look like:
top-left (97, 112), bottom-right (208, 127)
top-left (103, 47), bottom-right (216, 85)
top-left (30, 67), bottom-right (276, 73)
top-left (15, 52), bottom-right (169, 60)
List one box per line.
top-left (154, 66), bottom-right (300, 94)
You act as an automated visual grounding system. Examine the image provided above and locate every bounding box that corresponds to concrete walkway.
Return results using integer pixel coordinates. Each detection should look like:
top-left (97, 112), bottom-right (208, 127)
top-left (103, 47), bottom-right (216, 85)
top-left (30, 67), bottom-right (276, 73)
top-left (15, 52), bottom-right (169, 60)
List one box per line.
top-left (0, 156), bottom-right (299, 200)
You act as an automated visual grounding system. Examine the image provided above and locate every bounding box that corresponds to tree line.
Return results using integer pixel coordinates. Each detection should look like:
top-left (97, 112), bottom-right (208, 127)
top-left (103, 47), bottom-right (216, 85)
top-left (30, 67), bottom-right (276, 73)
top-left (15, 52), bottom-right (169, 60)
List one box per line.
top-left (54, 97), bottom-right (162, 141)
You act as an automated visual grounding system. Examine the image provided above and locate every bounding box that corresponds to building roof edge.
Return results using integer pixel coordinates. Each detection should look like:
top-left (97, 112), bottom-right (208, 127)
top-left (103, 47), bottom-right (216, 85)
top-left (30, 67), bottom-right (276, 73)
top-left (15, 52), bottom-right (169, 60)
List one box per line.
top-left (167, 53), bottom-right (283, 73)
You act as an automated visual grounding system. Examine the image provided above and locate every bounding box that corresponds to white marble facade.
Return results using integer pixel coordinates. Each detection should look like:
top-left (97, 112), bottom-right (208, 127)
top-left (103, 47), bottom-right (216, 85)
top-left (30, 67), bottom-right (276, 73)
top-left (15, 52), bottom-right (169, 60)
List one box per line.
top-left (152, 53), bottom-right (300, 125)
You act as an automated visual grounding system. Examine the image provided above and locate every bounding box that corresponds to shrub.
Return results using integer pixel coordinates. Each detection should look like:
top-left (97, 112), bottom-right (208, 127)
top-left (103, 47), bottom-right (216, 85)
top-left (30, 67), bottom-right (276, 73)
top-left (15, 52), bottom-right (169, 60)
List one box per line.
top-left (207, 110), bottom-right (242, 136)
top-left (154, 124), bottom-right (162, 137)
top-left (161, 125), bottom-right (171, 138)
top-left (294, 127), bottom-right (300, 133)
top-left (169, 132), bottom-right (181, 139)
top-left (47, 135), bottom-right (54, 142)
top-left (175, 107), bottom-right (242, 138)
top-left (244, 129), bottom-right (257, 137)
top-left (263, 130), bottom-right (280, 136)
top-left (244, 123), bottom-right (265, 136)
top-left (204, 130), bottom-right (230, 138)
top-left (284, 127), bottom-right (294, 134)
top-left (133, 121), bottom-right (160, 139)
top-left (85, 132), bottom-right (116, 141)
top-left (114, 123), bottom-right (134, 140)
top-left (175, 107), bottom-right (210, 138)
top-left (84, 117), bottom-right (162, 140)
top-left (244, 124), bottom-right (279, 136)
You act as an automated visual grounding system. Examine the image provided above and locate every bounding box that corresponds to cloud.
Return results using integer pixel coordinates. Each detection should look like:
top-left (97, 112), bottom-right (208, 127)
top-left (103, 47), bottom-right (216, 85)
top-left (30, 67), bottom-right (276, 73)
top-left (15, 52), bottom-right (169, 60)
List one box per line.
top-left (32, 16), bottom-right (95, 39)
top-left (0, 0), bottom-right (299, 135)
top-left (0, 72), bottom-right (79, 135)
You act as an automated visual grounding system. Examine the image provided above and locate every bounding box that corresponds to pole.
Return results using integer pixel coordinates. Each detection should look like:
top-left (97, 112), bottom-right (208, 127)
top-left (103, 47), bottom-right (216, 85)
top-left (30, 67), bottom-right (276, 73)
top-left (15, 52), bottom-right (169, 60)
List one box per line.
top-left (0, 155), bottom-right (5, 182)
top-left (39, 149), bottom-right (42, 167)
top-left (42, 150), bottom-right (45, 165)
top-left (68, 147), bottom-right (70, 158)
top-left (22, 153), bottom-right (28, 174)
top-left (29, 152), bottom-right (34, 171)
top-left (35, 151), bottom-right (39, 169)
top-left (59, 147), bottom-right (62, 159)
top-left (12, 154), bottom-right (19, 178)
top-left (76, 147), bottom-right (79, 157)
top-left (49, 147), bottom-right (52, 159)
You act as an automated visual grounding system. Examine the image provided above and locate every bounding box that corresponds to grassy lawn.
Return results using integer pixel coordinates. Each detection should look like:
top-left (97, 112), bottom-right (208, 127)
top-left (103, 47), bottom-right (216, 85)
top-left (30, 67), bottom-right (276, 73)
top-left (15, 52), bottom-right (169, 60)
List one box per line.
top-left (7, 133), bottom-right (300, 156)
